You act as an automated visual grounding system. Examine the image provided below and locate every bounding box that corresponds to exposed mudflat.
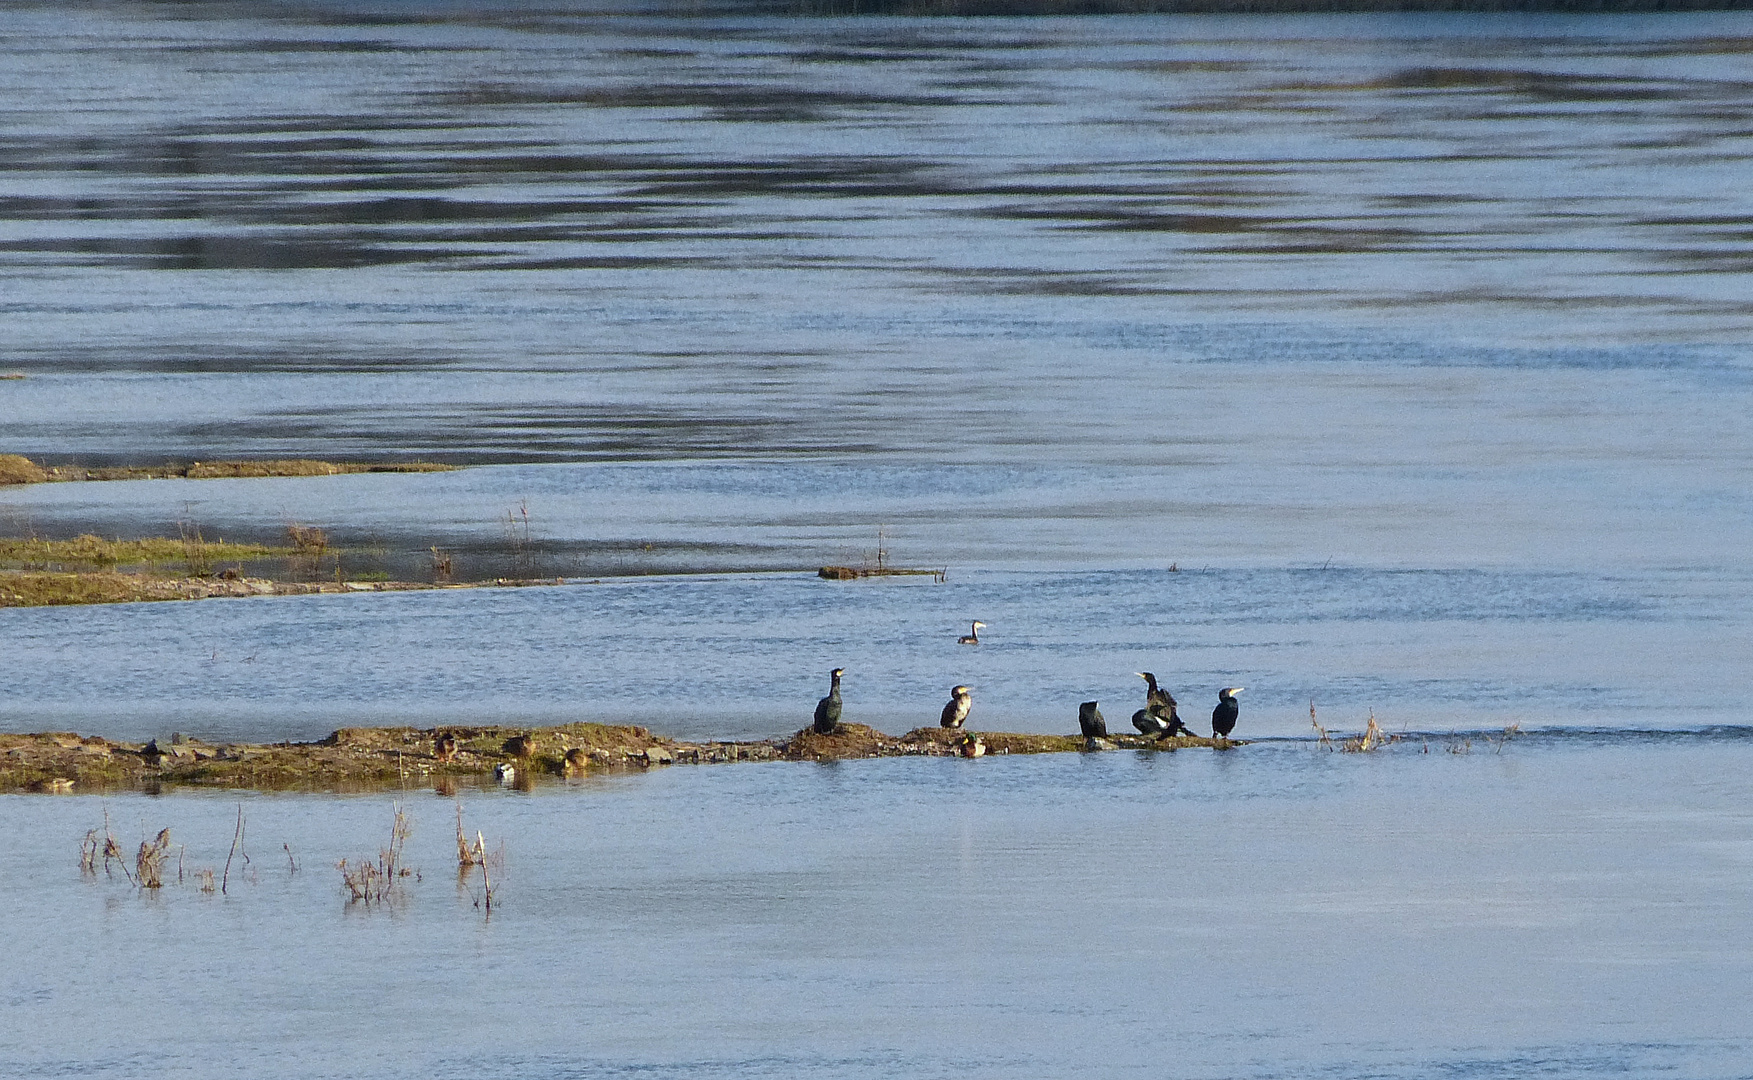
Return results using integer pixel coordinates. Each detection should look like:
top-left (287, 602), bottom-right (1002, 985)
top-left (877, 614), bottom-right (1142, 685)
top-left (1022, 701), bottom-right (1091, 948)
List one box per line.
top-left (0, 571), bottom-right (567, 608)
top-left (0, 722), bottom-right (1240, 793)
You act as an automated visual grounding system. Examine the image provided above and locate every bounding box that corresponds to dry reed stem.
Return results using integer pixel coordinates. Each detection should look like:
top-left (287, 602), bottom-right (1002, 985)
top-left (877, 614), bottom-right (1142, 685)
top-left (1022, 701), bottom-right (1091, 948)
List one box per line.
top-left (1310, 701), bottom-right (1333, 750)
top-left (456, 803), bottom-right (483, 868)
top-left (339, 805), bottom-right (413, 905)
top-left (221, 803), bottom-right (247, 894)
top-left (135, 828), bottom-right (172, 889)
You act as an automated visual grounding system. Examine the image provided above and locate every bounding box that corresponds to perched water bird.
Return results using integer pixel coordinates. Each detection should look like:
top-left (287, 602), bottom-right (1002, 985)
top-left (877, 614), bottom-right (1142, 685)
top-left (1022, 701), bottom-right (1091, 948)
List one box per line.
top-left (1078, 701), bottom-right (1108, 739)
top-left (813, 668), bottom-right (844, 734)
top-left (1211, 687), bottom-right (1244, 740)
top-left (503, 734), bottom-right (535, 758)
top-left (959, 735), bottom-right (986, 758)
top-left (433, 732), bottom-right (458, 762)
top-left (493, 762), bottom-right (516, 783)
top-left (957, 621), bottom-right (986, 645)
top-left (563, 747), bottom-right (589, 772)
top-left (1133, 672), bottom-right (1190, 738)
top-left (940, 685), bottom-right (972, 728)
top-left (1131, 708), bottom-right (1168, 737)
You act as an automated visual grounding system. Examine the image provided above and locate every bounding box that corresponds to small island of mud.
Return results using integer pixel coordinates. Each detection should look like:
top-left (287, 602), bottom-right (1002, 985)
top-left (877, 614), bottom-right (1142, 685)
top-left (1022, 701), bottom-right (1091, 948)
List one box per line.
top-left (0, 454), bottom-right (453, 486)
top-left (0, 722), bottom-right (1241, 794)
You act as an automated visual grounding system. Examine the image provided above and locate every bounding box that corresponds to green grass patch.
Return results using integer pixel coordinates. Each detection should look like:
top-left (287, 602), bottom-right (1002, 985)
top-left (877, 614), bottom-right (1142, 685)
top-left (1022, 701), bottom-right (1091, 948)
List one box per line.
top-left (0, 534), bottom-right (289, 572)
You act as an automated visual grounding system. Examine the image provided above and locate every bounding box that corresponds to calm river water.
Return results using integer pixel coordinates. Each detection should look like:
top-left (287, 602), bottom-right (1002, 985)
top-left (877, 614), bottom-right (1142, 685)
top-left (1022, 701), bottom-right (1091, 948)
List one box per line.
top-left (2, 4), bottom-right (1752, 1077)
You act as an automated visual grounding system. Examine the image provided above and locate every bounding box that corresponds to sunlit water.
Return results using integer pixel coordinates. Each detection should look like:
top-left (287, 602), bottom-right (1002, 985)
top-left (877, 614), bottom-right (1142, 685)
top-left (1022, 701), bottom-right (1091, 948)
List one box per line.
top-left (5, 736), bottom-right (1753, 1079)
top-left (3, 5), bottom-right (1753, 1075)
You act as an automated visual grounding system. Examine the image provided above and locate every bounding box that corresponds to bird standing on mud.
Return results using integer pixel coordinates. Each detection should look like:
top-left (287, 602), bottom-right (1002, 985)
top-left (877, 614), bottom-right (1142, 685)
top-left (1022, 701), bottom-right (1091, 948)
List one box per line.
top-left (940, 685), bottom-right (972, 728)
top-left (814, 668), bottom-right (845, 734)
top-left (1132, 672), bottom-right (1190, 738)
top-left (957, 621), bottom-right (985, 645)
top-left (1078, 701), bottom-right (1108, 739)
top-left (1211, 687), bottom-right (1244, 740)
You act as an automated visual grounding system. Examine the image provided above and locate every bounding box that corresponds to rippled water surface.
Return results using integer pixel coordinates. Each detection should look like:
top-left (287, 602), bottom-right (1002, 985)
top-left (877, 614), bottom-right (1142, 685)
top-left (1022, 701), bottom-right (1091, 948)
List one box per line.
top-left (6, 736), bottom-right (1753, 1079)
top-left (4, 5), bottom-right (1753, 1077)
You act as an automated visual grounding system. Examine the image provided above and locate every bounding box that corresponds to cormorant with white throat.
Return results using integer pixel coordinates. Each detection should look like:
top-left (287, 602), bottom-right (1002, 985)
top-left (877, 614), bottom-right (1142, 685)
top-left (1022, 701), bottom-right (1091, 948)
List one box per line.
top-left (1132, 672), bottom-right (1190, 738)
top-left (1211, 687), bottom-right (1244, 740)
top-left (813, 668), bottom-right (845, 734)
top-left (940, 684), bottom-right (972, 728)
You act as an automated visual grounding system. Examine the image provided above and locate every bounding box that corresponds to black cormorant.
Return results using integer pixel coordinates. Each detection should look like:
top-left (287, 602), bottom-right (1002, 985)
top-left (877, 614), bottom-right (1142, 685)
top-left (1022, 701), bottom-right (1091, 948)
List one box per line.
top-left (1078, 701), bottom-right (1107, 739)
top-left (940, 684), bottom-right (972, 728)
top-left (813, 668), bottom-right (845, 734)
top-left (957, 621), bottom-right (985, 645)
top-left (1133, 672), bottom-right (1190, 738)
top-left (1211, 687), bottom-right (1244, 740)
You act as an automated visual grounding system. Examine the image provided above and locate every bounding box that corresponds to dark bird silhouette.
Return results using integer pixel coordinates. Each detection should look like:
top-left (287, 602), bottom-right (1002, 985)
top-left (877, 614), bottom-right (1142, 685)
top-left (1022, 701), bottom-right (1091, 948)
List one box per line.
top-left (940, 684), bottom-right (972, 728)
top-left (1211, 687), bottom-right (1244, 740)
top-left (1133, 672), bottom-right (1190, 738)
top-left (433, 732), bottom-right (458, 762)
top-left (1078, 701), bottom-right (1108, 739)
top-left (813, 668), bottom-right (845, 734)
top-left (957, 621), bottom-right (985, 645)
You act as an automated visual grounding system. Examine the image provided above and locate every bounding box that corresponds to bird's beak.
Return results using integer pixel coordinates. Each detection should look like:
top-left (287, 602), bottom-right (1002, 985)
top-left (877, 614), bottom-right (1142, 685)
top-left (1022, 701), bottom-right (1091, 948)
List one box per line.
top-left (1134, 672), bottom-right (1146, 679)
top-left (1231, 687), bottom-right (1245, 694)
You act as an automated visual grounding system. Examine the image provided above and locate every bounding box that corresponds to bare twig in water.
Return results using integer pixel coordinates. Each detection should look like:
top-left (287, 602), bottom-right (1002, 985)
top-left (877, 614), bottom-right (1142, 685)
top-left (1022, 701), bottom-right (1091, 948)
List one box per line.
top-left (338, 804), bottom-right (413, 905)
top-left (1310, 701), bottom-right (1333, 750)
top-left (283, 843), bottom-right (299, 873)
top-left (473, 831), bottom-right (503, 915)
top-left (456, 803), bottom-right (483, 868)
top-left (1490, 721), bottom-right (1522, 754)
top-left (83, 807), bottom-right (132, 883)
top-left (222, 803), bottom-right (246, 894)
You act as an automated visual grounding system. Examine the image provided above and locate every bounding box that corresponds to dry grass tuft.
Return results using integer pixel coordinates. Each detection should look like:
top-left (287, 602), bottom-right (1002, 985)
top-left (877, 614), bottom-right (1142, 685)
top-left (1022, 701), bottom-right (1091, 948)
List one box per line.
top-left (136, 828), bottom-right (172, 889)
top-left (456, 803), bottom-right (483, 868)
top-left (0, 455), bottom-right (48, 485)
top-left (1341, 711), bottom-right (1400, 753)
top-left (338, 805), bottom-right (413, 905)
top-left (286, 524), bottom-right (329, 559)
top-left (80, 809), bottom-right (131, 881)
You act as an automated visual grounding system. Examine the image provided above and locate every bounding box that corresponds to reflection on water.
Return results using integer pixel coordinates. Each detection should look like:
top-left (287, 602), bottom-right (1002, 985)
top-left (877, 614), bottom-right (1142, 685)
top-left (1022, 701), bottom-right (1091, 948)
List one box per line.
top-left (4, 8), bottom-right (1753, 463)
top-left (1, 564), bottom-right (1746, 743)
top-left (4, 8), bottom-right (1753, 1074)
top-left (4, 738), bottom-right (1753, 1078)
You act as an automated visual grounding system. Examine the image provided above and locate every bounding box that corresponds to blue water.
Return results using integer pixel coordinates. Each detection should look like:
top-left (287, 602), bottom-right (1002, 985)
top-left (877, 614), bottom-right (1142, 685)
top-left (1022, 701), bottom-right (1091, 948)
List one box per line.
top-left (5, 736), bottom-right (1753, 1079)
top-left (3, 5), bottom-right (1753, 1077)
